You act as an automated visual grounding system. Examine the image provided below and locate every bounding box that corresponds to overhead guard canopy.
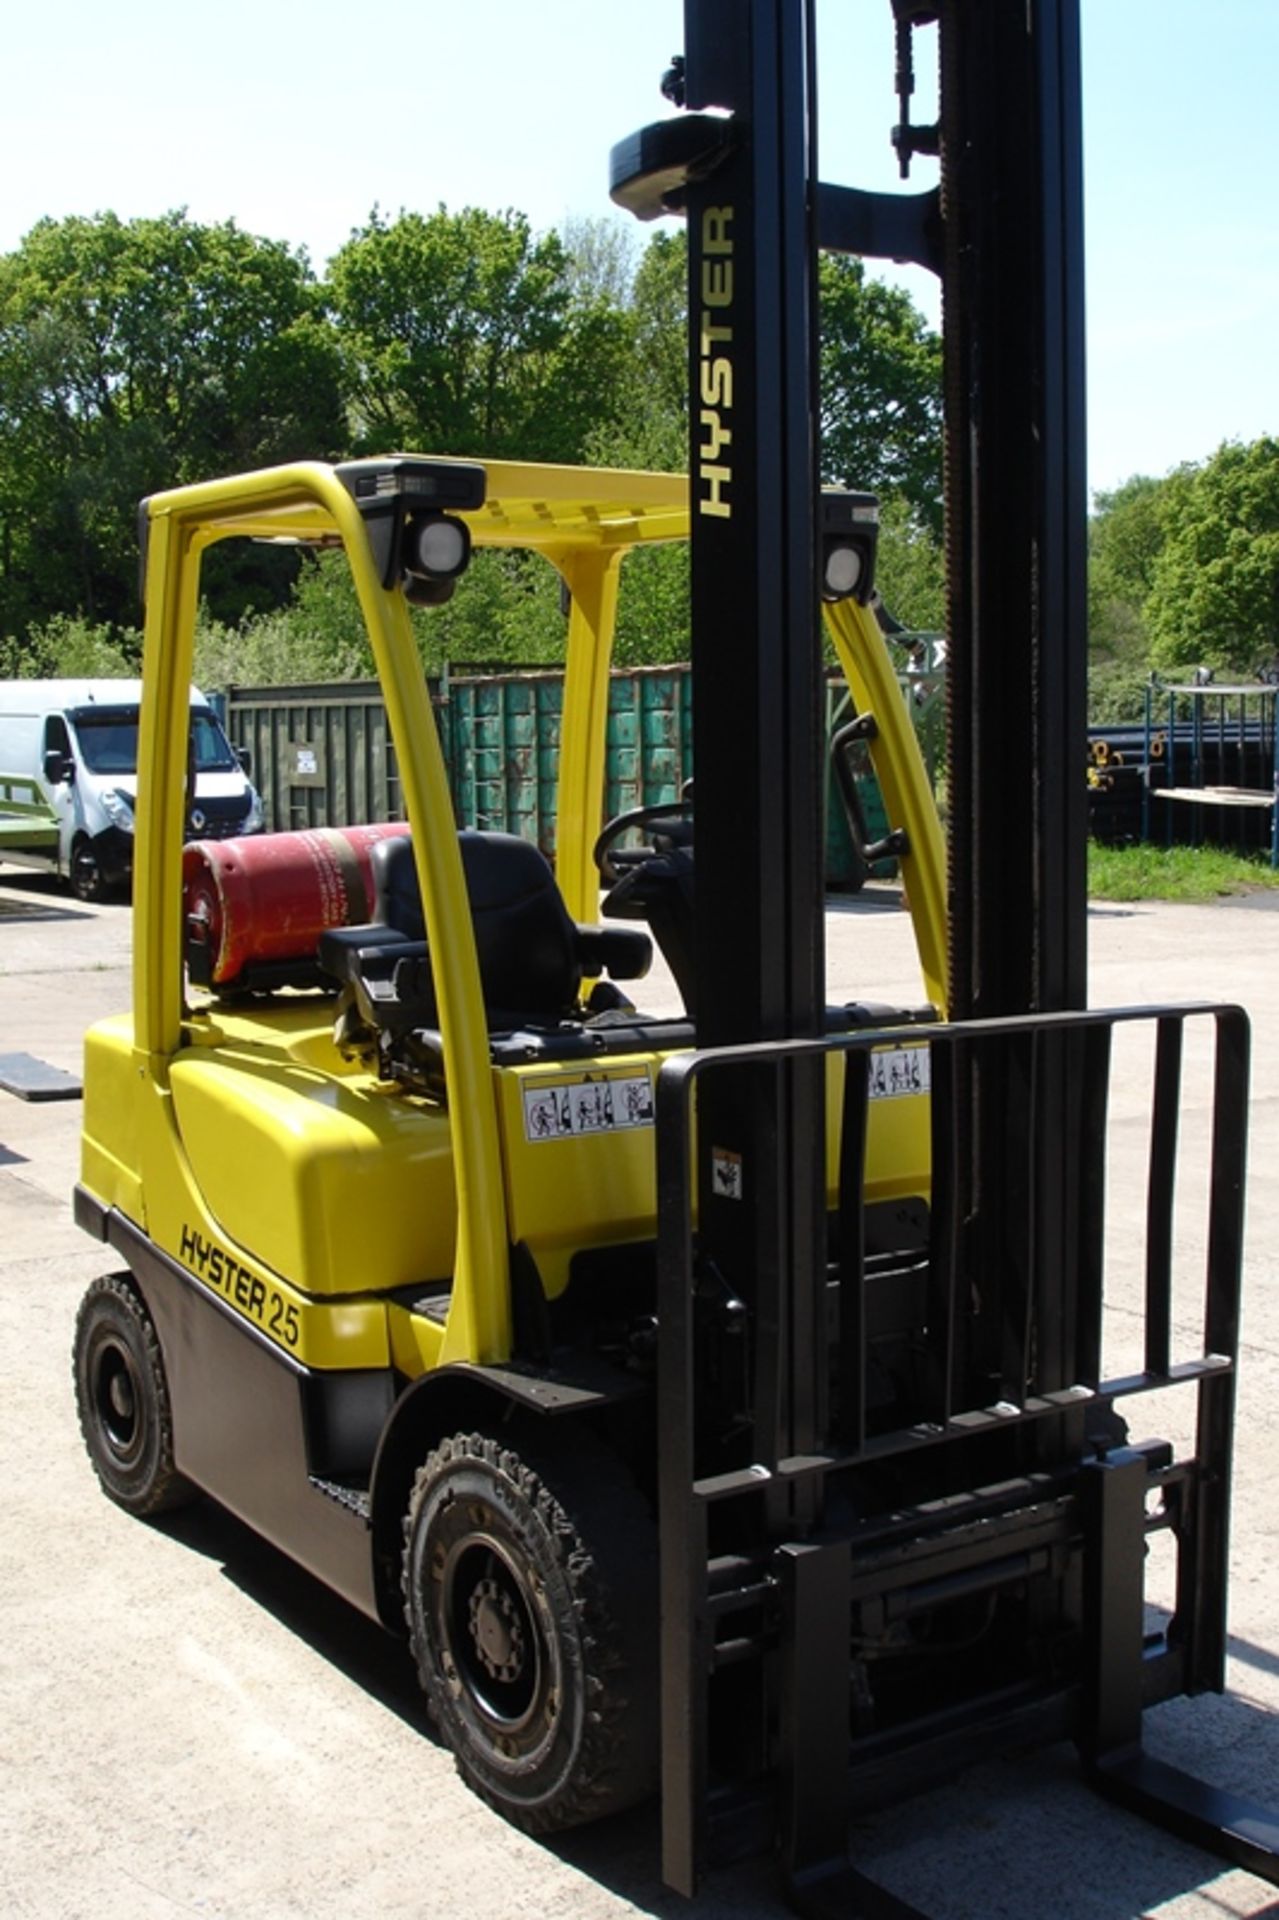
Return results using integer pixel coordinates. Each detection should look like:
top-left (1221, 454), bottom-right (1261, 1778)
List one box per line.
top-left (173, 457), bottom-right (691, 559)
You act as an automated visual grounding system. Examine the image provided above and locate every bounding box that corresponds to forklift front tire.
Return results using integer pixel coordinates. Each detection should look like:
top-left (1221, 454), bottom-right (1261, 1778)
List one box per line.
top-left (403, 1426), bottom-right (658, 1833)
top-left (73, 1274), bottom-right (197, 1518)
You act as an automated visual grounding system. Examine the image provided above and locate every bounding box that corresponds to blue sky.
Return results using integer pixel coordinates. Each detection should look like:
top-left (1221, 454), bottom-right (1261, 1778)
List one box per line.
top-left (5, 1), bottom-right (1275, 498)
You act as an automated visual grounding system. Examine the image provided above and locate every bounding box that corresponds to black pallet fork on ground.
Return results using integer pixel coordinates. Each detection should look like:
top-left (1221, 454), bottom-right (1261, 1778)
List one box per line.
top-left (612, 1), bottom-right (1279, 1910)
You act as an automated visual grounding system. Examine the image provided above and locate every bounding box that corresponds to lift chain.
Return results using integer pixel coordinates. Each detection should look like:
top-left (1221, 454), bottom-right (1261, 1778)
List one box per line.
top-left (891, 1), bottom-right (940, 179)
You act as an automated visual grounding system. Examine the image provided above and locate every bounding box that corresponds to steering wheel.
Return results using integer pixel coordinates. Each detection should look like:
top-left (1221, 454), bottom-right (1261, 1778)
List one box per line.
top-left (592, 798), bottom-right (694, 886)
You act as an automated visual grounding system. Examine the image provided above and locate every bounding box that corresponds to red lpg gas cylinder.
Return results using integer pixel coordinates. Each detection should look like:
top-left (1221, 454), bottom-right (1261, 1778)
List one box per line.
top-left (182, 823), bottom-right (412, 986)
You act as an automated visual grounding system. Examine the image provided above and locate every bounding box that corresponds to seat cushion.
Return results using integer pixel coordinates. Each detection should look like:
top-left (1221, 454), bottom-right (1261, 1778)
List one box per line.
top-left (372, 831), bottom-right (582, 1021)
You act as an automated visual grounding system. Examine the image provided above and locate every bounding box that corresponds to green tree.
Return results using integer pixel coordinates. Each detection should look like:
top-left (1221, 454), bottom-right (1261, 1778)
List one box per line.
top-left (198, 543), bottom-right (573, 686)
top-left (874, 496), bottom-right (944, 632)
top-left (1085, 472), bottom-right (1171, 716)
top-left (589, 232), bottom-right (945, 516)
top-left (327, 207), bottom-right (631, 464)
top-left (1088, 472), bottom-right (1178, 664)
top-left (425, 552), bottom-right (566, 669)
top-left (0, 611), bottom-right (138, 679)
top-left (560, 215), bottom-right (639, 309)
top-left (0, 211), bottom-right (344, 640)
top-left (586, 230), bottom-right (687, 474)
top-left (586, 233), bottom-right (945, 668)
top-left (818, 254), bottom-right (942, 528)
top-left (1146, 438), bottom-right (1279, 676)
top-left (614, 545), bottom-right (689, 666)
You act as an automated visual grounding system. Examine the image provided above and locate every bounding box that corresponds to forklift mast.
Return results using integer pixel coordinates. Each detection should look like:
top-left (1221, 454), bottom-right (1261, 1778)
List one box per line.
top-left (614, 0), bottom-right (1089, 1540)
top-left (614, 2), bottom-right (1277, 1907)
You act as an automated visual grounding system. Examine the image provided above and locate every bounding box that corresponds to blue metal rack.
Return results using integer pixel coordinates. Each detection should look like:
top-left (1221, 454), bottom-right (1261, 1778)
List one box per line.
top-left (1142, 681), bottom-right (1279, 867)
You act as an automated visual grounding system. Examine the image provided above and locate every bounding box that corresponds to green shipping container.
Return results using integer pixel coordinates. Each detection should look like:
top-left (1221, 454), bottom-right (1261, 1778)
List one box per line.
top-left (224, 665), bottom-right (886, 889)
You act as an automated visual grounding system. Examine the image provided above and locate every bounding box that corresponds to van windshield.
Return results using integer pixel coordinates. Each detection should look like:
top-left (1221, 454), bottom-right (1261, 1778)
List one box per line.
top-left (71, 706), bottom-right (239, 776)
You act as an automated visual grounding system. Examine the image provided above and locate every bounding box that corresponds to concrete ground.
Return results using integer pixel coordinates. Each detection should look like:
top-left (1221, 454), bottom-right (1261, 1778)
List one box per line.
top-left (3, 867), bottom-right (1279, 1919)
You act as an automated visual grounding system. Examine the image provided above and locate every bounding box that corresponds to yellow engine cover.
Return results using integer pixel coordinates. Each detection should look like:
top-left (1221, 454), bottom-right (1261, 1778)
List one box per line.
top-left (165, 1006), bottom-right (457, 1297)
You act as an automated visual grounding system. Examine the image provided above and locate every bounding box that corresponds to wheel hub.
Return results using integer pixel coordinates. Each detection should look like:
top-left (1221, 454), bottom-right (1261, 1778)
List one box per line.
top-left (469, 1574), bottom-right (526, 1684)
top-left (95, 1343), bottom-right (139, 1453)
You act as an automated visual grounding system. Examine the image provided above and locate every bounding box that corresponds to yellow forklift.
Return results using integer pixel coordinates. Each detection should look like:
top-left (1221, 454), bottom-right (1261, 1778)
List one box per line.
top-left (72, 451), bottom-right (942, 1835)
top-left (73, 2), bottom-right (1279, 1911)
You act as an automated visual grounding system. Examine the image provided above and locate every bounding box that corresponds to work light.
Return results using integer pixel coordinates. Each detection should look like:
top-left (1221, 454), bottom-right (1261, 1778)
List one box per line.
top-left (820, 489), bottom-right (879, 605)
top-left (332, 456), bottom-right (486, 599)
top-left (406, 513), bottom-right (470, 580)
top-left (402, 510), bottom-right (472, 605)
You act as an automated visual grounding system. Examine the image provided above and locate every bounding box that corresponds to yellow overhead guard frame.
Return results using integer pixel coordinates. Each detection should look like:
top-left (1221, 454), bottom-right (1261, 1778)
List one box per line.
top-left (134, 456), bottom-right (946, 1365)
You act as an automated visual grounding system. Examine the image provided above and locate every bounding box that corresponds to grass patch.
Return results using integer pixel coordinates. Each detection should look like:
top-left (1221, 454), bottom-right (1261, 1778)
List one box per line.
top-left (1088, 841), bottom-right (1279, 903)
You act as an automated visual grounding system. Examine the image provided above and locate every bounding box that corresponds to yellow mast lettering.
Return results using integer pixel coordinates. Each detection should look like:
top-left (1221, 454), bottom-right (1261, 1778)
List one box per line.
top-left (702, 207), bottom-right (733, 254)
top-left (702, 259), bottom-right (733, 306)
top-left (697, 207), bottom-right (735, 520)
top-left (700, 467), bottom-right (732, 517)
top-left (699, 411), bottom-right (732, 462)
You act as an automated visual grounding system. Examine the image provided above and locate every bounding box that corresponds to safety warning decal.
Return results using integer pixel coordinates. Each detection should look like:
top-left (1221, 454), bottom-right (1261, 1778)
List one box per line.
top-left (523, 1072), bottom-right (655, 1143)
top-left (711, 1147), bottom-right (743, 1200)
top-left (868, 1044), bottom-right (930, 1100)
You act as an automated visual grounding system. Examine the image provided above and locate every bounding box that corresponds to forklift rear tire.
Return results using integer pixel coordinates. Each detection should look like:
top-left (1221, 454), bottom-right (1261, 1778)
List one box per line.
top-left (403, 1425), bottom-right (658, 1832)
top-left (73, 1274), bottom-right (198, 1517)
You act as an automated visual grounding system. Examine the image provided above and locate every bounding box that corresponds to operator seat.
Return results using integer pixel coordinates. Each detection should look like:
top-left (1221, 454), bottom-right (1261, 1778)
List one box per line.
top-left (320, 830), bottom-right (652, 1043)
top-left (376, 829), bottom-right (585, 1015)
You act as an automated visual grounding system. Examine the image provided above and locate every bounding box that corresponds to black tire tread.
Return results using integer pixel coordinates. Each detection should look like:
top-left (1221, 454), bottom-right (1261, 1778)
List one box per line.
top-left (73, 1272), bottom-right (198, 1517)
top-left (403, 1424), bottom-right (658, 1833)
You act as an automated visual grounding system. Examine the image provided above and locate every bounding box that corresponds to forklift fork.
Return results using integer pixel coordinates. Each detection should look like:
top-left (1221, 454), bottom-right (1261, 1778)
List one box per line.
top-left (656, 1003), bottom-right (1279, 1910)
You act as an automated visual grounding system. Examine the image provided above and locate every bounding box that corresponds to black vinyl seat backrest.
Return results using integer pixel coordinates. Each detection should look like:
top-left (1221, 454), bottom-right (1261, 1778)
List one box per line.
top-left (372, 831), bottom-right (584, 1022)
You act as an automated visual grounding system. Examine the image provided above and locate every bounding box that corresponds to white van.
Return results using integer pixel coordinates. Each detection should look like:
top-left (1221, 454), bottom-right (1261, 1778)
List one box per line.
top-left (0, 679), bottom-right (263, 899)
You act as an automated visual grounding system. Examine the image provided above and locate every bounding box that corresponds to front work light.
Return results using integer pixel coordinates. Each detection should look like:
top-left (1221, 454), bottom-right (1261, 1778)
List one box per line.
top-left (334, 456), bottom-right (486, 605)
top-left (406, 512), bottom-right (470, 581)
top-left (820, 488), bottom-right (880, 605)
top-left (402, 510), bottom-right (472, 606)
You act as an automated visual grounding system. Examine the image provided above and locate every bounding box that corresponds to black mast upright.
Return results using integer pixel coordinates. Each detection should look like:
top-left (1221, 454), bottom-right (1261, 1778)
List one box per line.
top-left (940, 0), bottom-right (1089, 1026)
top-left (614, 0), bottom-right (829, 1471)
top-left (935, 0), bottom-right (1091, 1404)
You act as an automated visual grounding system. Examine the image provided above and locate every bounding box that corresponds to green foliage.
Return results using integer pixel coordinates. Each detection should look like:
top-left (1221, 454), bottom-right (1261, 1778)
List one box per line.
top-left (10, 195), bottom-right (1272, 723)
top-left (195, 545), bottom-right (573, 685)
top-left (560, 215), bottom-right (639, 309)
top-left (874, 496), bottom-right (944, 631)
top-left (327, 207), bottom-right (631, 464)
top-left (1087, 471), bottom-right (1174, 682)
top-left (423, 551), bottom-right (567, 670)
top-left (192, 567), bottom-right (378, 690)
top-left (1090, 474), bottom-right (1170, 610)
top-left (0, 202), bottom-right (962, 683)
top-left (1086, 658), bottom-right (1156, 725)
top-left (0, 611), bottom-right (138, 678)
top-left (1086, 441), bottom-right (1279, 687)
top-left (588, 233), bottom-right (947, 519)
top-left (1146, 438), bottom-right (1279, 676)
top-left (587, 231), bottom-right (687, 473)
top-left (614, 545), bottom-right (690, 666)
top-left (0, 211), bottom-right (342, 635)
top-left (818, 255), bottom-right (943, 530)
top-left (283, 548), bottom-right (375, 675)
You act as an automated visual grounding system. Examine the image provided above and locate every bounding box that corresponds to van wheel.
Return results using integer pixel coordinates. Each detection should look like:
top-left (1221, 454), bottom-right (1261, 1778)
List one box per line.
top-left (73, 1274), bottom-right (197, 1517)
top-left (70, 836), bottom-right (107, 902)
top-left (403, 1426), bottom-right (658, 1832)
